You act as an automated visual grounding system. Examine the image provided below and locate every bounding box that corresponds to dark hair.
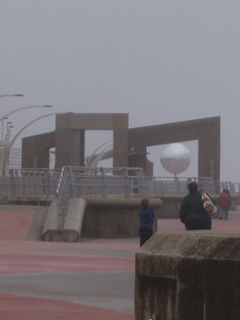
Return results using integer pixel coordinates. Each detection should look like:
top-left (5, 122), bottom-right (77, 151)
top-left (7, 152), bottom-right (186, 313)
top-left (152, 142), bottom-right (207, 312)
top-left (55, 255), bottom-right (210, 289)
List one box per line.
top-left (141, 198), bottom-right (149, 207)
top-left (187, 182), bottom-right (198, 193)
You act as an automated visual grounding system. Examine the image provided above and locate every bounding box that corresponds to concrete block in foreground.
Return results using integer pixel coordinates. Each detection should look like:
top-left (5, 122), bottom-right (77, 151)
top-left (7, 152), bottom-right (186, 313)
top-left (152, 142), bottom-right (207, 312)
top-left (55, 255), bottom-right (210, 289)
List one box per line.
top-left (135, 231), bottom-right (240, 320)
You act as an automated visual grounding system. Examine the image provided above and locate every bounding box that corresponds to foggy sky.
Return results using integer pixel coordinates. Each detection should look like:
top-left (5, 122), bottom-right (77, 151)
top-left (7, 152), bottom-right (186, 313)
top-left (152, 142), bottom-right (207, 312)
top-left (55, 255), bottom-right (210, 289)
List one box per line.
top-left (1, 1), bottom-right (240, 181)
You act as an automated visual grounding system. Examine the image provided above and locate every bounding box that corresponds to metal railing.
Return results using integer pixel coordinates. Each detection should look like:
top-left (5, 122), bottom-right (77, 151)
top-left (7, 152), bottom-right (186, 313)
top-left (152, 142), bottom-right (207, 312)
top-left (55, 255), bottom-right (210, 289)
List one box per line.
top-left (0, 167), bottom-right (148, 198)
top-left (0, 168), bottom-right (61, 197)
top-left (55, 166), bottom-right (74, 228)
top-left (217, 181), bottom-right (240, 194)
top-left (147, 176), bottom-right (217, 195)
top-left (0, 168), bottom-right (239, 198)
top-left (70, 166), bottom-right (148, 198)
top-left (146, 177), bottom-right (240, 195)
top-left (0, 167), bottom-right (239, 229)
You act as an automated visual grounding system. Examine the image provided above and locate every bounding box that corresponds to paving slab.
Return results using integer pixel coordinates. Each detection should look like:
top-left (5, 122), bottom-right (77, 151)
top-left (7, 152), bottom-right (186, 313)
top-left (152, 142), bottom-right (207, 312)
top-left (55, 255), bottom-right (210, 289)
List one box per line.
top-left (0, 206), bottom-right (239, 319)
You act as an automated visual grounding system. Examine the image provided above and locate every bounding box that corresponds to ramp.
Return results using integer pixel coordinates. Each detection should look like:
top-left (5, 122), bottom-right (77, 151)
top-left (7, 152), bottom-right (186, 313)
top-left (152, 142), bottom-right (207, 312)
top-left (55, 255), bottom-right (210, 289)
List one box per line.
top-left (42, 198), bottom-right (86, 242)
top-left (0, 205), bottom-right (48, 241)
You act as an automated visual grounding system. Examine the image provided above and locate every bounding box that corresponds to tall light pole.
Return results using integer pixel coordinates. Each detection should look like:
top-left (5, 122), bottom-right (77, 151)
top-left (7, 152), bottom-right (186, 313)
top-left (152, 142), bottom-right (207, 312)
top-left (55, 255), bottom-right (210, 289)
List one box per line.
top-left (0, 105), bottom-right (53, 144)
top-left (2, 113), bottom-right (56, 170)
top-left (0, 93), bottom-right (24, 141)
top-left (1, 117), bottom-right (8, 141)
top-left (0, 93), bottom-right (25, 168)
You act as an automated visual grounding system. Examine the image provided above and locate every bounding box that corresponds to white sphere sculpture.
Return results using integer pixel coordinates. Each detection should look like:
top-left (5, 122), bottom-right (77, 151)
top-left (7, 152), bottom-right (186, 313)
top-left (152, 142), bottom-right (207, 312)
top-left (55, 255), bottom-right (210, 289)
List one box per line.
top-left (160, 143), bottom-right (191, 174)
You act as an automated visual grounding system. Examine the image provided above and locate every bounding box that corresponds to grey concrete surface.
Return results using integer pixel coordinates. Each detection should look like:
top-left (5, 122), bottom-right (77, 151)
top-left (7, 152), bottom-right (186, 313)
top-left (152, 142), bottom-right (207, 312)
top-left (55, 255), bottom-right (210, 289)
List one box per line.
top-left (0, 271), bottom-right (135, 314)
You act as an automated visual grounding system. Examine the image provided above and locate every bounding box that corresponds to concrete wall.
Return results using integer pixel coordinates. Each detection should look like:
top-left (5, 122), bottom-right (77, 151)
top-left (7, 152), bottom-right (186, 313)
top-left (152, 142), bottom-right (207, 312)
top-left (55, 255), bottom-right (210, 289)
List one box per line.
top-left (81, 197), bottom-right (162, 238)
top-left (22, 114), bottom-right (220, 184)
top-left (155, 195), bottom-right (184, 219)
top-left (135, 231), bottom-right (240, 320)
top-left (55, 113), bottom-right (129, 168)
top-left (2, 193), bottom-right (239, 223)
top-left (129, 116), bottom-right (221, 181)
top-left (22, 131), bottom-right (55, 168)
top-left (41, 196), bottom-right (163, 241)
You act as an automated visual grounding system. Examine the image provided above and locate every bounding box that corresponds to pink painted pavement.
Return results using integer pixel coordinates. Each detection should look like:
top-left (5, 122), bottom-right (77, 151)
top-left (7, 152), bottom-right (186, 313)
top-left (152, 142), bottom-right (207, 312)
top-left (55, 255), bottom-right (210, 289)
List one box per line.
top-left (0, 210), bottom-right (35, 240)
top-left (0, 207), bottom-right (240, 319)
top-left (0, 207), bottom-right (138, 320)
top-left (0, 293), bottom-right (134, 320)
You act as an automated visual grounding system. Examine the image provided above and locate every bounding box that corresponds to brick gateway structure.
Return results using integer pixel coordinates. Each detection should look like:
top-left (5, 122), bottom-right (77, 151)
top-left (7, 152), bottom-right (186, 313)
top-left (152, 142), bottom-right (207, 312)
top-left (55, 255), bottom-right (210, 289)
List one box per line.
top-left (22, 114), bottom-right (220, 181)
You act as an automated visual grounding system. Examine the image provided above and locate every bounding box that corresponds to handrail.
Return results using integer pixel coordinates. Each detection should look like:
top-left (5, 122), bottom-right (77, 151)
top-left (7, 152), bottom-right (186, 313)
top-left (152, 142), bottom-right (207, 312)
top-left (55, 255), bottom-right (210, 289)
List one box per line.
top-left (0, 168), bottom-right (239, 198)
top-left (0, 167), bottom-right (239, 229)
top-left (55, 166), bottom-right (73, 229)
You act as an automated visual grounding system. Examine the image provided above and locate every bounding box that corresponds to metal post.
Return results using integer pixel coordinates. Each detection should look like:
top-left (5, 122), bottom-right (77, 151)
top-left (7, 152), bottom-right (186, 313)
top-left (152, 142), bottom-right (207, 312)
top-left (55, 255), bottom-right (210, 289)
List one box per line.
top-left (100, 167), bottom-right (107, 197)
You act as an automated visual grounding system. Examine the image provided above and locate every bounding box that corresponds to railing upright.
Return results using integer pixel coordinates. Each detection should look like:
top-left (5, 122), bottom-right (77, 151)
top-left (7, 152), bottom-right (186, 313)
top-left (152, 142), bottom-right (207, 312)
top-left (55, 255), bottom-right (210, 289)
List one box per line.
top-left (9, 169), bottom-right (16, 197)
top-left (69, 166), bottom-right (75, 197)
top-left (43, 170), bottom-right (51, 198)
top-left (55, 166), bottom-right (73, 229)
top-left (122, 167), bottom-right (130, 198)
top-left (136, 168), bottom-right (149, 198)
top-left (100, 167), bottom-right (107, 197)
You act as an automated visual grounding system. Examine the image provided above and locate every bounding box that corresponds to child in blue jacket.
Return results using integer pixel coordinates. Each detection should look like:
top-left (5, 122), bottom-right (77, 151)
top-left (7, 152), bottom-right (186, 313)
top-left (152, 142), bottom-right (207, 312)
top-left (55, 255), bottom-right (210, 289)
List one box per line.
top-left (139, 198), bottom-right (155, 246)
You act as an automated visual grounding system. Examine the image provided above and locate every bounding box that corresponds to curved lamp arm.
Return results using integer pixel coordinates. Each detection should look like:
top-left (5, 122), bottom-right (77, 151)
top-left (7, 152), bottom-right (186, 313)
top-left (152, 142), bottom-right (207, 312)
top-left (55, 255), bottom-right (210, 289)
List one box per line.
top-left (2, 113), bottom-right (56, 170)
top-left (0, 104), bottom-right (52, 122)
top-left (0, 94), bottom-right (24, 98)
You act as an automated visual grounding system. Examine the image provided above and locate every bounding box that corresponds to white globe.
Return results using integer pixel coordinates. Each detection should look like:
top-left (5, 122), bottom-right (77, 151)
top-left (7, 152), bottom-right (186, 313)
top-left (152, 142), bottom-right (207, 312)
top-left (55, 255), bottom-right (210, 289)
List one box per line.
top-left (160, 143), bottom-right (191, 174)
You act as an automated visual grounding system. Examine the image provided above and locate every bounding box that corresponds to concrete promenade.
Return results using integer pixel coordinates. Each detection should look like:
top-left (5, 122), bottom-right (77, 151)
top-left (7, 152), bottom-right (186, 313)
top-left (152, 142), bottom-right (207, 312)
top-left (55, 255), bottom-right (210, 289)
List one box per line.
top-left (0, 205), bottom-right (239, 319)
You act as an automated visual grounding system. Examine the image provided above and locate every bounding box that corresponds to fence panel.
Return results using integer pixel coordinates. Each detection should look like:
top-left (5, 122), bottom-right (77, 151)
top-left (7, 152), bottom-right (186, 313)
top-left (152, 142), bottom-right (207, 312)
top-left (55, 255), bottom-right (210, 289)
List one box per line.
top-left (0, 167), bottom-right (239, 229)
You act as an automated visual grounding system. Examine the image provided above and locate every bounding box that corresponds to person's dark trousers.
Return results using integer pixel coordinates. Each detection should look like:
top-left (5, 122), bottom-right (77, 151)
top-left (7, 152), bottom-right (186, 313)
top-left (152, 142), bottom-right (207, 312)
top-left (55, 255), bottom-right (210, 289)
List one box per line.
top-left (220, 207), bottom-right (229, 220)
top-left (140, 227), bottom-right (153, 246)
top-left (185, 218), bottom-right (212, 231)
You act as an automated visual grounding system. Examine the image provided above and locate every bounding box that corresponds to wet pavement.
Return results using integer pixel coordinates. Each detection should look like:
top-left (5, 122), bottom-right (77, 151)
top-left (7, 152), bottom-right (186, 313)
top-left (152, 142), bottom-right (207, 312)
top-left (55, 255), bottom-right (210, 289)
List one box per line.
top-left (0, 206), bottom-right (239, 319)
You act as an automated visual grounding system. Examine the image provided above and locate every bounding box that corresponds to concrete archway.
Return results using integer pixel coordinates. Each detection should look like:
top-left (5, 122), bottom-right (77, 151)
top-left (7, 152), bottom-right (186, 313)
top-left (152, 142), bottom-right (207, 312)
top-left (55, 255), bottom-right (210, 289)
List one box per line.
top-left (128, 116), bottom-right (220, 181)
top-left (22, 114), bottom-right (220, 181)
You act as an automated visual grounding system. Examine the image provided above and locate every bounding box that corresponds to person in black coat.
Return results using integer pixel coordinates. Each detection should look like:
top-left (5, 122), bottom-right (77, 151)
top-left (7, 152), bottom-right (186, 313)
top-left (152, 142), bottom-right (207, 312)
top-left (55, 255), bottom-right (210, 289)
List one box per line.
top-left (179, 182), bottom-right (212, 230)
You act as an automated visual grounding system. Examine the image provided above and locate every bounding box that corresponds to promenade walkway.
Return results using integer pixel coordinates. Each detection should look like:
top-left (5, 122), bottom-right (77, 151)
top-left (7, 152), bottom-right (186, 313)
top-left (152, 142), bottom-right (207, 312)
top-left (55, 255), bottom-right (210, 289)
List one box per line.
top-left (0, 205), bottom-right (239, 319)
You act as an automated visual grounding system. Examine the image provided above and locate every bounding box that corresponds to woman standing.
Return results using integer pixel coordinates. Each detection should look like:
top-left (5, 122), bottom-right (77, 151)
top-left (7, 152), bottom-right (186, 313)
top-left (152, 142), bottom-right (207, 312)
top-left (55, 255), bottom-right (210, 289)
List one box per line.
top-left (179, 182), bottom-right (212, 230)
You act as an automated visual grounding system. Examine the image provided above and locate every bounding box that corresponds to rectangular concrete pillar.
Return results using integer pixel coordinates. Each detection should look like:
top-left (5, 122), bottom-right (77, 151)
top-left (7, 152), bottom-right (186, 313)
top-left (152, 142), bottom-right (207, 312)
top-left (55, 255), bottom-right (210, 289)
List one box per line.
top-left (55, 129), bottom-right (85, 168)
top-left (22, 132), bottom-right (55, 169)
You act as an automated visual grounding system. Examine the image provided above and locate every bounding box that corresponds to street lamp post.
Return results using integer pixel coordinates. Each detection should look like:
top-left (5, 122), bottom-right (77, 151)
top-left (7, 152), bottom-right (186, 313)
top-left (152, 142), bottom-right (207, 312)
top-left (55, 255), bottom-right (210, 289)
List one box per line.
top-left (0, 93), bottom-right (24, 142)
top-left (0, 92), bottom-right (24, 143)
top-left (0, 105), bottom-right (53, 145)
top-left (2, 113), bottom-right (56, 170)
top-left (1, 117), bottom-right (8, 142)
top-left (4, 124), bottom-right (14, 170)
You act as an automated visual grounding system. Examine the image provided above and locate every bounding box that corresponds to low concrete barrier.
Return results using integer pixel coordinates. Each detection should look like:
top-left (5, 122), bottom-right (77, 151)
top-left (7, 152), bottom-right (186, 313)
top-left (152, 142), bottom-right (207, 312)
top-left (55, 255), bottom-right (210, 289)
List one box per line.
top-left (42, 196), bottom-right (162, 241)
top-left (1, 193), bottom-right (240, 220)
top-left (81, 197), bottom-right (162, 238)
top-left (135, 231), bottom-right (240, 320)
top-left (42, 197), bottom-right (86, 242)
